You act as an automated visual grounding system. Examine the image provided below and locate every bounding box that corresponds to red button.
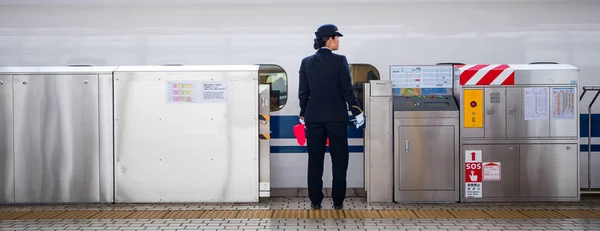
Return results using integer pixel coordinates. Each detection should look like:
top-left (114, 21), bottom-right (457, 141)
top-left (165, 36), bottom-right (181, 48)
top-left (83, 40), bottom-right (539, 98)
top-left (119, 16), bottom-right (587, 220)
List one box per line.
top-left (470, 101), bottom-right (477, 107)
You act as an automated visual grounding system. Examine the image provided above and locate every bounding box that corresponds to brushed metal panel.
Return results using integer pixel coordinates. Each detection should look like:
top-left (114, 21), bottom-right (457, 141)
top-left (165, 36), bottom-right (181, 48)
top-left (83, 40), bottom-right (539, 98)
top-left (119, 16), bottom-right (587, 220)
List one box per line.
top-left (365, 94), bottom-right (393, 202)
top-left (114, 69), bottom-right (259, 203)
top-left (484, 88), bottom-right (506, 138)
top-left (258, 84), bottom-right (270, 197)
top-left (579, 152), bottom-right (600, 189)
top-left (506, 87), bottom-right (550, 138)
top-left (461, 145), bottom-right (519, 200)
top-left (363, 83), bottom-right (370, 193)
top-left (549, 86), bottom-right (578, 138)
top-left (514, 68), bottom-right (579, 85)
top-left (520, 144), bottom-right (578, 198)
top-left (394, 110), bottom-right (458, 118)
top-left (397, 125), bottom-right (454, 191)
top-left (13, 74), bottom-right (100, 203)
top-left (369, 80), bottom-right (392, 97)
top-left (98, 74), bottom-right (114, 203)
top-left (462, 139), bottom-right (575, 145)
top-left (0, 75), bottom-right (14, 203)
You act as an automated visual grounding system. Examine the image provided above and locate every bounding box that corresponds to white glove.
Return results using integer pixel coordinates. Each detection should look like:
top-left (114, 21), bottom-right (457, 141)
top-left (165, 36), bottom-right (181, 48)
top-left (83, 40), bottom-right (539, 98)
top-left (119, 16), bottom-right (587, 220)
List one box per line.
top-left (299, 117), bottom-right (305, 125)
top-left (355, 113), bottom-right (365, 129)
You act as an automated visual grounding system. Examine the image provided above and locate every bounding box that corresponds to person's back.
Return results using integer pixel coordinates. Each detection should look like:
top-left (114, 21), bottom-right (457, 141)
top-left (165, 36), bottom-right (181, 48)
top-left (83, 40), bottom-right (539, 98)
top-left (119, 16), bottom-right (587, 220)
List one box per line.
top-left (298, 24), bottom-right (365, 210)
top-left (300, 49), bottom-right (352, 122)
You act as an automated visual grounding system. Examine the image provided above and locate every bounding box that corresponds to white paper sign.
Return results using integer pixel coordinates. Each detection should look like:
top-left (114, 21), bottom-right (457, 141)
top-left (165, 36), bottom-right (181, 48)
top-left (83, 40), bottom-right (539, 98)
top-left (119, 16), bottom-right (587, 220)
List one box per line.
top-left (166, 81), bottom-right (200, 104)
top-left (465, 183), bottom-right (482, 198)
top-left (551, 87), bottom-right (575, 120)
top-left (483, 162), bottom-right (501, 181)
top-left (201, 82), bottom-right (228, 102)
top-left (524, 87), bottom-right (548, 120)
top-left (465, 150), bottom-right (482, 163)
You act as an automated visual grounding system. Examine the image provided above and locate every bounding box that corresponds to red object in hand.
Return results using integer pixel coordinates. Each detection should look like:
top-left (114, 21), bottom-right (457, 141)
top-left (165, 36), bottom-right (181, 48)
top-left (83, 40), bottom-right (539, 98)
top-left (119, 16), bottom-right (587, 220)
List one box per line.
top-left (293, 124), bottom-right (306, 146)
top-left (293, 124), bottom-right (330, 146)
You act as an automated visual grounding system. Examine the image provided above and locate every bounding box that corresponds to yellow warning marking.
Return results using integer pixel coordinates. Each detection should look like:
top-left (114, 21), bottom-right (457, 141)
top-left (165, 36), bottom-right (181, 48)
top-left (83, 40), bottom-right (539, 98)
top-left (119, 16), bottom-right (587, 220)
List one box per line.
top-left (53, 210), bottom-right (100, 219)
top-left (261, 114), bottom-right (270, 121)
top-left (2, 209), bottom-right (600, 220)
top-left (308, 210), bottom-right (345, 219)
top-left (127, 210), bottom-right (169, 219)
top-left (450, 210), bottom-right (490, 219)
top-left (236, 210), bottom-right (273, 219)
top-left (344, 210), bottom-right (381, 219)
top-left (0, 211), bottom-right (29, 220)
top-left (484, 210), bottom-right (529, 219)
top-left (163, 210), bottom-right (204, 219)
top-left (272, 210), bottom-right (307, 219)
top-left (259, 134), bottom-right (271, 140)
top-left (90, 210), bottom-right (134, 219)
top-left (520, 210), bottom-right (565, 219)
top-left (200, 210), bottom-right (238, 219)
top-left (378, 210), bottom-right (417, 219)
top-left (557, 210), bottom-right (600, 219)
top-left (414, 210), bottom-right (455, 219)
top-left (18, 211), bottom-right (65, 220)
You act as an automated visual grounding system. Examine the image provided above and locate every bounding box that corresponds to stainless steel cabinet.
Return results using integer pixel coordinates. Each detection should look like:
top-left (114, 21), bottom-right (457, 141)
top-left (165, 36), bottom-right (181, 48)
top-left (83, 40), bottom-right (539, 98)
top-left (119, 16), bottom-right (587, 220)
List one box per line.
top-left (520, 144), bottom-right (578, 198)
top-left (397, 125), bottom-right (455, 191)
top-left (13, 74), bottom-right (100, 203)
top-left (0, 75), bottom-right (14, 203)
top-left (462, 144), bottom-right (519, 200)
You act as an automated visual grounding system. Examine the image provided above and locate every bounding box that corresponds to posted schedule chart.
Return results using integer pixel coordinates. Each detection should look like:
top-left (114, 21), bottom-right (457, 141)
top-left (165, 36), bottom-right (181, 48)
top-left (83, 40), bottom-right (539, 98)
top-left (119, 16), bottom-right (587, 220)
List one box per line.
top-left (391, 65), bottom-right (454, 89)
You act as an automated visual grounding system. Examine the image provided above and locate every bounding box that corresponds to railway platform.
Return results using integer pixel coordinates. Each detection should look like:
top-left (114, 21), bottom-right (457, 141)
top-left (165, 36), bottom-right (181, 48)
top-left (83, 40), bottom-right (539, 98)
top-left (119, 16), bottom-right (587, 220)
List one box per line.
top-left (1, 194), bottom-right (600, 231)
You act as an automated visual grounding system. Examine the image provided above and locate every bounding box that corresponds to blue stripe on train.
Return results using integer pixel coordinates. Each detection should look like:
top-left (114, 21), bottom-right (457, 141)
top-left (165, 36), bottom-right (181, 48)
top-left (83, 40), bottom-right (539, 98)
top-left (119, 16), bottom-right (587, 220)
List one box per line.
top-left (271, 146), bottom-right (364, 153)
top-left (269, 114), bottom-right (600, 153)
top-left (271, 115), bottom-right (363, 139)
top-left (580, 114), bottom-right (600, 137)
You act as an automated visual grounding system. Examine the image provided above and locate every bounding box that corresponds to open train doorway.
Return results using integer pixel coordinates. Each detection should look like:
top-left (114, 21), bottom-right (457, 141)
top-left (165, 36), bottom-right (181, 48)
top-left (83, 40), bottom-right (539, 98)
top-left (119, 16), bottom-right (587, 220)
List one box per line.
top-left (349, 64), bottom-right (381, 111)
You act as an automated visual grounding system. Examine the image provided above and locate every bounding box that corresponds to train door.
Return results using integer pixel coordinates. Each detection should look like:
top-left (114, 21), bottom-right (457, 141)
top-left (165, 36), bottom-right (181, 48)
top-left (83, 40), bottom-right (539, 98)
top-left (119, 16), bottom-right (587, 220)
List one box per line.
top-left (258, 64), bottom-right (288, 112)
top-left (349, 64), bottom-right (381, 110)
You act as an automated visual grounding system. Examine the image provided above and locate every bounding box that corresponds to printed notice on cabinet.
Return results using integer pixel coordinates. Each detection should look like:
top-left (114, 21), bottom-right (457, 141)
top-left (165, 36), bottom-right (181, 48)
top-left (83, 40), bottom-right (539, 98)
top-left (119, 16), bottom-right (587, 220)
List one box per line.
top-left (465, 183), bottom-right (482, 198)
top-left (551, 87), bottom-right (575, 119)
top-left (201, 82), bottom-right (228, 102)
top-left (524, 87), bottom-right (548, 120)
top-left (167, 81), bottom-right (199, 103)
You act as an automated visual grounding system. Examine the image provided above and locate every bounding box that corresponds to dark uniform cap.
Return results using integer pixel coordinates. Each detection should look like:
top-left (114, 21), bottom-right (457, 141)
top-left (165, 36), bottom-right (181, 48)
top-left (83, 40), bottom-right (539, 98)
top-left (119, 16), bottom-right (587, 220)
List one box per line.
top-left (315, 24), bottom-right (343, 37)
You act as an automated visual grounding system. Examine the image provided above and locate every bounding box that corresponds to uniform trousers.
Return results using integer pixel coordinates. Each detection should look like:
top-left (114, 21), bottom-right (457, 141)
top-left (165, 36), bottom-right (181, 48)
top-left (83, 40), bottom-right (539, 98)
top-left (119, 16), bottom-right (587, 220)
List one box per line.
top-left (305, 121), bottom-right (349, 206)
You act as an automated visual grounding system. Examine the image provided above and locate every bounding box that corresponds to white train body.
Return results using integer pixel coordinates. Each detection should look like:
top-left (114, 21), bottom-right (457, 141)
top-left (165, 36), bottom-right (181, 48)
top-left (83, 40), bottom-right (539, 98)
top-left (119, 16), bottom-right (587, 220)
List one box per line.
top-left (1, 0), bottom-right (599, 188)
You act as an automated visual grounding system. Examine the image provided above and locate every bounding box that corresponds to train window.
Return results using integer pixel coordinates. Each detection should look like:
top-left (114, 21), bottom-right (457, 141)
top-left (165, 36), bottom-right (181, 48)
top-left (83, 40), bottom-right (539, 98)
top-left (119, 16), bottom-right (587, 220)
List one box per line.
top-left (258, 64), bottom-right (288, 112)
top-left (349, 64), bottom-right (380, 108)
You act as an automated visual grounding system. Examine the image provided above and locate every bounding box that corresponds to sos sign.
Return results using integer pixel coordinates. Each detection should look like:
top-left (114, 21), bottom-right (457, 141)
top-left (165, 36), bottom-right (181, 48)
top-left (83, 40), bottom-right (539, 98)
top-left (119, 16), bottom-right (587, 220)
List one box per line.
top-left (465, 162), bottom-right (482, 182)
top-left (465, 163), bottom-right (482, 170)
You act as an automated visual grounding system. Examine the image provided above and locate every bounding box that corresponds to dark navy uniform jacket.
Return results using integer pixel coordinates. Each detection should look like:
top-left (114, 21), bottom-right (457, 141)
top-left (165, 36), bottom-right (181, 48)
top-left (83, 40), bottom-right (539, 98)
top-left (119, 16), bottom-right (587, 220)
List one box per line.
top-left (298, 48), bottom-right (363, 123)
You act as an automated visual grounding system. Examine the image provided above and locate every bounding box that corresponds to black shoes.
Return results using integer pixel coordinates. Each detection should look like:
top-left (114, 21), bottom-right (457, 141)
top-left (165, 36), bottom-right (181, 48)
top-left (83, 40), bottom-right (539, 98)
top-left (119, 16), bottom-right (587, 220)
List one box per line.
top-left (310, 202), bottom-right (343, 210)
top-left (311, 204), bottom-right (322, 210)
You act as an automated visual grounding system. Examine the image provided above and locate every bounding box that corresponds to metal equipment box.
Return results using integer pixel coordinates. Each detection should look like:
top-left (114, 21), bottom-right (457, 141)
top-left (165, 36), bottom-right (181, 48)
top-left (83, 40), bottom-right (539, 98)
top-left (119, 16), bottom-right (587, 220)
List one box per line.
top-left (390, 65), bottom-right (460, 203)
top-left (113, 65), bottom-right (262, 203)
top-left (0, 66), bottom-right (116, 204)
top-left (459, 64), bottom-right (580, 202)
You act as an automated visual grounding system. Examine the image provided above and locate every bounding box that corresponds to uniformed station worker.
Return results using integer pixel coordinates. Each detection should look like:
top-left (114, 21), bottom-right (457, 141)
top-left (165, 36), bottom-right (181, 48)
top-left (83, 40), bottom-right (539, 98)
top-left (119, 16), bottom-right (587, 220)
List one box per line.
top-left (298, 24), bottom-right (365, 210)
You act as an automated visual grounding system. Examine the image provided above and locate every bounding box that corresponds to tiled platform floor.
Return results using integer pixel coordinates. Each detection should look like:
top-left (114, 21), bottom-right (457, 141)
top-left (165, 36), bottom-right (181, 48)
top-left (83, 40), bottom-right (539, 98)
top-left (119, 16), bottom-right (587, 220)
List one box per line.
top-left (0, 195), bottom-right (599, 230)
top-left (1, 218), bottom-right (600, 230)
top-left (2, 196), bottom-right (600, 212)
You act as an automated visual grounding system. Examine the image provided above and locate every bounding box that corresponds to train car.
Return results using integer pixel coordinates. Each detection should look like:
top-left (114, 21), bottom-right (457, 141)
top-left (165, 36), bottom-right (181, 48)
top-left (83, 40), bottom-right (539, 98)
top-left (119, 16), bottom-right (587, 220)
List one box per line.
top-left (0, 0), bottom-right (599, 191)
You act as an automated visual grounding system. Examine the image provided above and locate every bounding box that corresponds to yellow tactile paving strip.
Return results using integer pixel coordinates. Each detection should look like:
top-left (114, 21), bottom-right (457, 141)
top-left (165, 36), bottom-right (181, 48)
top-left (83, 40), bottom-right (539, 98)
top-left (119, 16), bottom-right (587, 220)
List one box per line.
top-left (1, 209), bottom-right (600, 220)
top-left (485, 210), bottom-right (529, 219)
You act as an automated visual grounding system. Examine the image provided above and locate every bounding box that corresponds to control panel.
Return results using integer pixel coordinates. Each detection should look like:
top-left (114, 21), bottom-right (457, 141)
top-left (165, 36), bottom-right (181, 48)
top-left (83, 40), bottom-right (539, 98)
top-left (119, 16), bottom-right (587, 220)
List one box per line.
top-left (393, 95), bottom-right (458, 111)
top-left (463, 89), bottom-right (483, 128)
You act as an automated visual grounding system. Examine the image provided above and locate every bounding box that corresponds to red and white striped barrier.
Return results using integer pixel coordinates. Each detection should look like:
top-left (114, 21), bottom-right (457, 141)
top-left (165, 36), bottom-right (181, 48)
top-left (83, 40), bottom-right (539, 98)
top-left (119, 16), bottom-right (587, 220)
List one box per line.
top-left (457, 64), bottom-right (515, 86)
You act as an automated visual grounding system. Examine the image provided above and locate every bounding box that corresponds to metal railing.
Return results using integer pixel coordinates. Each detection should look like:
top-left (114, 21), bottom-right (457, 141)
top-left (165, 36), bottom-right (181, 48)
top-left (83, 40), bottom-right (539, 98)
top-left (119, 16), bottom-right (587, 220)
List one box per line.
top-left (579, 85), bottom-right (600, 193)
